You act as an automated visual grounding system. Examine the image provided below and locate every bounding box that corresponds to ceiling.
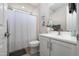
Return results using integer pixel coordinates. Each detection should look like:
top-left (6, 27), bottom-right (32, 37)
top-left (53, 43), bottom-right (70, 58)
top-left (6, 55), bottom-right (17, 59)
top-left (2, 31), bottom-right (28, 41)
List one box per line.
top-left (8, 3), bottom-right (40, 8)
top-left (28, 3), bottom-right (40, 7)
top-left (8, 3), bottom-right (67, 12)
top-left (50, 3), bottom-right (67, 11)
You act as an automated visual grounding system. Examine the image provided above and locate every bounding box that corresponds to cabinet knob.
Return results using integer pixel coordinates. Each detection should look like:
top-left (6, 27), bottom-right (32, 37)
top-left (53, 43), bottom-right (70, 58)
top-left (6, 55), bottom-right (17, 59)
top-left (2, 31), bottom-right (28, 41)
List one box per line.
top-left (50, 42), bottom-right (52, 51)
top-left (47, 41), bottom-right (50, 49)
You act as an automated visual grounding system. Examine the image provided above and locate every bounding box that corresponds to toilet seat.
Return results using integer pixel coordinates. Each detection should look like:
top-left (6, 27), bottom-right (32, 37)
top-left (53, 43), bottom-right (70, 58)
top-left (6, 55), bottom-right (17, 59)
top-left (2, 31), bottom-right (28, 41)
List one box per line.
top-left (29, 40), bottom-right (40, 47)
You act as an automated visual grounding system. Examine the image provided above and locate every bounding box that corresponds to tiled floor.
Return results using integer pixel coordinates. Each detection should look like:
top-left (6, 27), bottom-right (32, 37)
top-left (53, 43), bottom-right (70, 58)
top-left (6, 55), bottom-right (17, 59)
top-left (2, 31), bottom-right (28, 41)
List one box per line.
top-left (9, 49), bottom-right (26, 56)
top-left (9, 47), bottom-right (40, 56)
top-left (23, 54), bottom-right (30, 56)
top-left (23, 52), bottom-right (40, 56)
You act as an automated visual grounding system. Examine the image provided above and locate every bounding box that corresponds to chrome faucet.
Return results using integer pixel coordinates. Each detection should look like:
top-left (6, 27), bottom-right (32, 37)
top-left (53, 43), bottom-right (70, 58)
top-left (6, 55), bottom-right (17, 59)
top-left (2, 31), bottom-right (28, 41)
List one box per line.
top-left (77, 34), bottom-right (79, 40)
top-left (58, 29), bottom-right (61, 35)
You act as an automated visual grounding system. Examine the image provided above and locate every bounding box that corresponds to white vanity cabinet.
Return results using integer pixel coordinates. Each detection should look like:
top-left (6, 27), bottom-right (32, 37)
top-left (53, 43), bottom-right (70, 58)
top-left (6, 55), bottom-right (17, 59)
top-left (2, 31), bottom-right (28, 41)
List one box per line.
top-left (40, 35), bottom-right (76, 56)
top-left (50, 39), bottom-right (76, 56)
top-left (40, 36), bottom-right (50, 56)
top-left (76, 40), bottom-right (79, 56)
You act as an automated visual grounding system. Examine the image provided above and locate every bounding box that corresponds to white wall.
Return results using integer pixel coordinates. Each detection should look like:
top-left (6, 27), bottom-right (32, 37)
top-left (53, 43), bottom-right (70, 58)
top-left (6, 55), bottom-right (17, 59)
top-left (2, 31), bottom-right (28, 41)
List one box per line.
top-left (51, 5), bottom-right (67, 31)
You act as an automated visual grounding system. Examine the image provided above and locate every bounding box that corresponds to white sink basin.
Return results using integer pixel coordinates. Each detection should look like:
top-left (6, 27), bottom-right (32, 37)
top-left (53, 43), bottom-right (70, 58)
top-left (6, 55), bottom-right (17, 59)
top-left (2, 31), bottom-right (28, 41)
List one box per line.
top-left (48, 31), bottom-right (71, 36)
top-left (40, 31), bottom-right (77, 44)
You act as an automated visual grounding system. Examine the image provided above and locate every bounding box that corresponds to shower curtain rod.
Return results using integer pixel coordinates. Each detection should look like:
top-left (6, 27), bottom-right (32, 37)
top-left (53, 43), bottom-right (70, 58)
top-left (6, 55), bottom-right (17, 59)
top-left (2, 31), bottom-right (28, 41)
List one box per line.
top-left (8, 7), bottom-right (34, 15)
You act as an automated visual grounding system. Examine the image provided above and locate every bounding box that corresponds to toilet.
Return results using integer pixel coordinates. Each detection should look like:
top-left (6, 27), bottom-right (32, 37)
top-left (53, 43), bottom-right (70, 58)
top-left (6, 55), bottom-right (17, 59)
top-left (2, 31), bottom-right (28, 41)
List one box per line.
top-left (27, 40), bottom-right (40, 55)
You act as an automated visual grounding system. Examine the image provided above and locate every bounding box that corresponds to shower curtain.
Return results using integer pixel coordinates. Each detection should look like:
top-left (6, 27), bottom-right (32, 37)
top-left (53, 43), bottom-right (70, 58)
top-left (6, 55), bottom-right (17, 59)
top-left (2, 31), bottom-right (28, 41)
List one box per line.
top-left (8, 10), bottom-right (37, 52)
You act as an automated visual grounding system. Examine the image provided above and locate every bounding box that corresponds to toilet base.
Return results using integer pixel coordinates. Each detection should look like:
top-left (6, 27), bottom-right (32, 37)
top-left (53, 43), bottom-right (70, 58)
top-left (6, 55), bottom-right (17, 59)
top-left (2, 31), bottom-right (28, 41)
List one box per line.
top-left (25, 46), bottom-right (39, 55)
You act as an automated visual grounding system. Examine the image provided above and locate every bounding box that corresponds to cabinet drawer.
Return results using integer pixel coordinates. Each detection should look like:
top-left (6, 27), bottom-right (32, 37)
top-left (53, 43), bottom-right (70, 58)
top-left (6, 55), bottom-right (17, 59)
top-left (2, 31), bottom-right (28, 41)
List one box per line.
top-left (39, 36), bottom-right (49, 40)
top-left (52, 39), bottom-right (76, 48)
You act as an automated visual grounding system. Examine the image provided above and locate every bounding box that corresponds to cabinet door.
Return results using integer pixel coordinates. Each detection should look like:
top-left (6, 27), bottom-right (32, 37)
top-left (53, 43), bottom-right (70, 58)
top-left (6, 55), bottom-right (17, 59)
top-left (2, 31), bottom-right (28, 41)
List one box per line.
top-left (40, 36), bottom-right (50, 56)
top-left (76, 41), bottom-right (79, 56)
top-left (51, 39), bottom-right (76, 56)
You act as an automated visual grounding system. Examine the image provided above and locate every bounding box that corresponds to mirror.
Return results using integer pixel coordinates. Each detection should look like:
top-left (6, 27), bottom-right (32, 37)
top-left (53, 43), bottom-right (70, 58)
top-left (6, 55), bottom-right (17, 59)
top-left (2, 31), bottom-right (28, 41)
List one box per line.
top-left (48, 3), bottom-right (77, 33)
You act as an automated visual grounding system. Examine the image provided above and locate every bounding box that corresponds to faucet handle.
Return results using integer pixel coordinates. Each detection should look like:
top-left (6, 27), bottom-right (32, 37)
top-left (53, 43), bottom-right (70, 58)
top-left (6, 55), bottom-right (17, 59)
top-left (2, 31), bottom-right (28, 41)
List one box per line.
top-left (77, 34), bottom-right (79, 40)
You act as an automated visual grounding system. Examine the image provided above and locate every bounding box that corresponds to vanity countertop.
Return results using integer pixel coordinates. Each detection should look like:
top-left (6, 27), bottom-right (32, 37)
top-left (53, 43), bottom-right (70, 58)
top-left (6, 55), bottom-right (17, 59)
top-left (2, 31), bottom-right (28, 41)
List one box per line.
top-left (40, 31), bottom-right (77, 45)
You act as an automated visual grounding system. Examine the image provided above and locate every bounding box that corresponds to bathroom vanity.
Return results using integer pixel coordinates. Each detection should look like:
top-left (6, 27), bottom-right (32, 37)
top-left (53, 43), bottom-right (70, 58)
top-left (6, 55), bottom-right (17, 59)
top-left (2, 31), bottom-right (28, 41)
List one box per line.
top-left (39, 31), bottom-right (77, 56)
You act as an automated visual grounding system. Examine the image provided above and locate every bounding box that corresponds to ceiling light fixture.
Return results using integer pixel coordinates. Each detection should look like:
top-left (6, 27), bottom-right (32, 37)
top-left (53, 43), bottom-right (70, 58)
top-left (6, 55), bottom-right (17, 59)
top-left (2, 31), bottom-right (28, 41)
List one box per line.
top-left (22, 6), bottom-right (25, 8)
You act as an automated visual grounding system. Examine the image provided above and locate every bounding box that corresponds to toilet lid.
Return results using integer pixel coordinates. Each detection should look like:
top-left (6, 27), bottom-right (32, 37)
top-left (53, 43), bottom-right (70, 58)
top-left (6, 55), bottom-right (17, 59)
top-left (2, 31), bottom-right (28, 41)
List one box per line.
top-left (29, 40), bottom-right (40, 45)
